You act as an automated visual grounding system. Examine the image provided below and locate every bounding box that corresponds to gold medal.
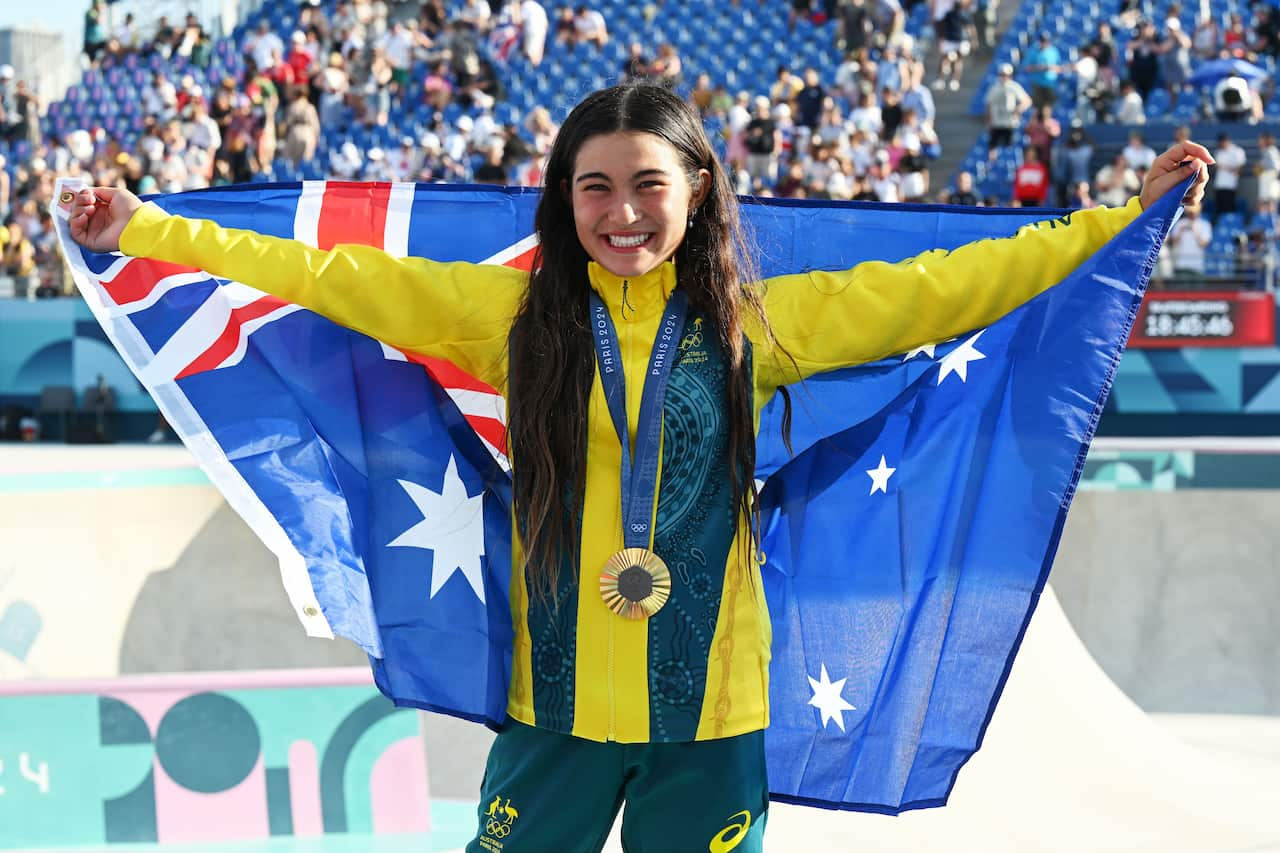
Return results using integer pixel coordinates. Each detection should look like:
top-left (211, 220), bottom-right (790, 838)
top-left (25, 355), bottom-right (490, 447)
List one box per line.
top-left (59, 190), bottom-right (75, 205)
top-left (600, 548), bottom-right (671, 619)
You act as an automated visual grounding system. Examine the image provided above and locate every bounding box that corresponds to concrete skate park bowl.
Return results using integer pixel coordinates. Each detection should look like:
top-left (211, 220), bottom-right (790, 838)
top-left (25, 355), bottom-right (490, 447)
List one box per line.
top-left (0, 442), bottom-right (1276, 852)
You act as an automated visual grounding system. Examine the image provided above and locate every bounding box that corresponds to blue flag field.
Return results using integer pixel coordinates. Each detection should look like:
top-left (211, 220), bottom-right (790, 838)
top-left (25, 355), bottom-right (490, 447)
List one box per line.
top-left (54, 176), bottom-right (1186, 814)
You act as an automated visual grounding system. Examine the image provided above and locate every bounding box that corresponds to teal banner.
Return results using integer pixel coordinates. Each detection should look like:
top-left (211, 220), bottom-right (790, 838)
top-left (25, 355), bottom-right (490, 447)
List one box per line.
top-left (1081, 446), bottom-right (1280, 490)
top-left (4, 300), bottom-right (1280, 416)
top-left (0, 301), bottom-right (155, 412)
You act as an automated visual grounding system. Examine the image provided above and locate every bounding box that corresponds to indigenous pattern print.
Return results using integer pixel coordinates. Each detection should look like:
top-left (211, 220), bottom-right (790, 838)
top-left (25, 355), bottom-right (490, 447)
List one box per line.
top-left (649, 318), bottom-right (743, 741)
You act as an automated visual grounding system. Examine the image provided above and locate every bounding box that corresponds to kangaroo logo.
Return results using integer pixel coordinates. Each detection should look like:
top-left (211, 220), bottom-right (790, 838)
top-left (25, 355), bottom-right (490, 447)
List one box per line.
top-left (680, 317), bottom-right (705, 351)
top-left (484, 795), bottom-right (519, 841)
top-left (679, 317), bottom-right (708, 365)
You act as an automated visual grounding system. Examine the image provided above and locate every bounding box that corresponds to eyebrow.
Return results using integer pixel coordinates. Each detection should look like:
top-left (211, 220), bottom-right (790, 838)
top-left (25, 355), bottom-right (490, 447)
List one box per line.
top-left (575, 168), bottom-right (671, 184)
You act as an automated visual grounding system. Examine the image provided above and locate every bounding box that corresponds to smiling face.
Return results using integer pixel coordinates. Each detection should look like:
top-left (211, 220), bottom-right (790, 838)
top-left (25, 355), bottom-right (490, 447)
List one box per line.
top-left (567, 131), bottom-right (708, 279)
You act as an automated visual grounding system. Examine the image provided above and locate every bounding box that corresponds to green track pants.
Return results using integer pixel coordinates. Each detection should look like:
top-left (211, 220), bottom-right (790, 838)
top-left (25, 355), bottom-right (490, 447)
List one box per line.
top-left (466, 719), bottom-right (769, 853)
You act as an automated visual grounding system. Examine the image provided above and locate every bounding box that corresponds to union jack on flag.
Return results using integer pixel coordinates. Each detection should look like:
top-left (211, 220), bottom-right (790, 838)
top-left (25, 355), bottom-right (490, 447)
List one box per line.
top-left (55, 177), bottom-right (1184, 813)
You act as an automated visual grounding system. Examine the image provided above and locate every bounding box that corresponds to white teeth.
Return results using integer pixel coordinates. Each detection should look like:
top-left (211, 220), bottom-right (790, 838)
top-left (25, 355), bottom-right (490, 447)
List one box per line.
top-left (607, 233), bottom-right (651, 248)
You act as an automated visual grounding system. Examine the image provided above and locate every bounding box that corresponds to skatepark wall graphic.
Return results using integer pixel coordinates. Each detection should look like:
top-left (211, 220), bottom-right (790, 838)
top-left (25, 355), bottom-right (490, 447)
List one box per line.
top-left (0, 444), bottom-right (1277, 850)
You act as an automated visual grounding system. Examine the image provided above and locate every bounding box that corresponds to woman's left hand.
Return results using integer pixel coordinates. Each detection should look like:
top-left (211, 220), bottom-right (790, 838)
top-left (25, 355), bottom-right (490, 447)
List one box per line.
top-left (1139, 141), bottom-right (1214, 210)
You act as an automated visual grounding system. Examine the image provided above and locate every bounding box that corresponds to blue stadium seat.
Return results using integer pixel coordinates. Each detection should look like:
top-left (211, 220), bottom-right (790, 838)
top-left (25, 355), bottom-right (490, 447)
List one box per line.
top-left (1217, 212), bottom-right (1246, 234)
top-left (1206, 253), bottom-right (1236, 277)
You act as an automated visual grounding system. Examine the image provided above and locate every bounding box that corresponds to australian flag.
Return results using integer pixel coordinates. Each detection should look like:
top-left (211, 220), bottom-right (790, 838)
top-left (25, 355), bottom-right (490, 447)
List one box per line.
top-left (54, 177), bottom-right (1185, 813)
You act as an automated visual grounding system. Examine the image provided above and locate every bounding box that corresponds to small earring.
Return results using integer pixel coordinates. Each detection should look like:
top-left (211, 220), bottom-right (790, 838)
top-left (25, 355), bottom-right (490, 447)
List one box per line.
top-left (687, 209), bottom-right (696, 228)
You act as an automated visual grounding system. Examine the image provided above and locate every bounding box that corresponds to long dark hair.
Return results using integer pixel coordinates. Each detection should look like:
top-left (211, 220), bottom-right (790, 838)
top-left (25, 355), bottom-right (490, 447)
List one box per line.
top-left (508, 84), bottom-right (790, 597)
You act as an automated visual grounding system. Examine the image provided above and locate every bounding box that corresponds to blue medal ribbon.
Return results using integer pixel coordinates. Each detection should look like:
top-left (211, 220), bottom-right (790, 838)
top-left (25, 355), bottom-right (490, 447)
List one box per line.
top-left (589, 287), bottom-right (688, 550)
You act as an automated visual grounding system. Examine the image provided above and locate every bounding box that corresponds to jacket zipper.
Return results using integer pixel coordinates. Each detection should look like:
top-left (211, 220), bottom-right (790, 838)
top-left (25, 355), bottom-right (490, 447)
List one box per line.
top-left (607, 279), bottom-right (631, 741)
top-left (607, 618), bottom-right (616, 740)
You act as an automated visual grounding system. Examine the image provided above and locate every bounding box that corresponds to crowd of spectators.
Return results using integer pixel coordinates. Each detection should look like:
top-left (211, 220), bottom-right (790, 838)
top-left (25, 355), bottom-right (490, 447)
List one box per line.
top-left (0, 60), bottom-right (60, 299)
top-left (1021, 1), bottom-right (1280, 128)
top-left (2, 0), bottom-right (961, 298)
top-left (1, 0), bottom-right (562, 297)
top-left (959, 0), bottom-right (1280, 287)
top-left (950, 114), bottom-right (1277, 286)
top-left (1, 0), bottom-right (1274, 298)
top-left (689, 39), bottom-right (946, 203)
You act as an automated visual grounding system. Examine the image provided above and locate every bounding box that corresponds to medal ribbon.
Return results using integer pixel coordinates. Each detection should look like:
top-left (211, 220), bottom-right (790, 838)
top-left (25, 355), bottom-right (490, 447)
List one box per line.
top-left (589, 288), bottom-right (688, 550)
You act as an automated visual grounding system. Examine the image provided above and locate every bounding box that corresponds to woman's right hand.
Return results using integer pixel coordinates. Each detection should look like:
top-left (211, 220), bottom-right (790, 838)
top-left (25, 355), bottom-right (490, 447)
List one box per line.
top-left (65, 186), bottom-right (144, 253)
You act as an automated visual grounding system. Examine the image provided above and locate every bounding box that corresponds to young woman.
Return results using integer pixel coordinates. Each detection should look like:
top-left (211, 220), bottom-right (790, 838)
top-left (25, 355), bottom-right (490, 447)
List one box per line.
top-left (68, 84), bottom-right (1209, 852)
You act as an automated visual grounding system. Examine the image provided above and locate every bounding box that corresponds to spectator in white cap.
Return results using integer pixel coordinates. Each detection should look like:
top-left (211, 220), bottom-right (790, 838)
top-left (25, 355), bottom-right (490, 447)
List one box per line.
top-left (472, 106), bottom-right (499, 148)
top-left (984, 62), bottom-right (1031, 163)
top-left (330, 140), bottom-right (363, 179)
top-left (287, 31), bottom-right (316, 82)
top-left (387, 137), bottom-right (418, 181)
top-left (444, 116), bottom-right (473, 162)
top-left (869, 151), bottom-right (901, 202)
top-left (363, 147), bottom-right (395, 181)
top-left (1213, 74), bottom-right (1255, 123)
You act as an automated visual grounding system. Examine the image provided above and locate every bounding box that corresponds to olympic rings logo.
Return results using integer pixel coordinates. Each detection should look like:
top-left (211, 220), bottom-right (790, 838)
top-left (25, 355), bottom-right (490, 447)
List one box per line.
top-left (485, 818), bottom-right (512, 838)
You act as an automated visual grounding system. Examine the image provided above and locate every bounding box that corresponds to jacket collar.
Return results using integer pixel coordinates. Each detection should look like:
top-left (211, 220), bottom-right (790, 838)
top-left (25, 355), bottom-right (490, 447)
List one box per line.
top-left (587, 261), bottom-right (678, 320)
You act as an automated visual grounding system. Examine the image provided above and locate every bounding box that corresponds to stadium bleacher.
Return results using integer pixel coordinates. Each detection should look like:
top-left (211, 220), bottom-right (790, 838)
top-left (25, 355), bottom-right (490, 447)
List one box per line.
top-left (0, 0), bottom-right (1276, 298)
top-left (958, 0), bottom-right (1278, 197)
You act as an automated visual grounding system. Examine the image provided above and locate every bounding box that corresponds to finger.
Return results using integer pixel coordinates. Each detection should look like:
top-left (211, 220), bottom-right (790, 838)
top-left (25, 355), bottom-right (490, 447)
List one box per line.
top-left (1162, 141), bottom-right (1215, 167)
top-left (1146, 164), bottom-right (1199, 200)
top-left (1154, 152), bottom-right (1199, 180)
top-left (1180, 141), bottom-right (1215, 164)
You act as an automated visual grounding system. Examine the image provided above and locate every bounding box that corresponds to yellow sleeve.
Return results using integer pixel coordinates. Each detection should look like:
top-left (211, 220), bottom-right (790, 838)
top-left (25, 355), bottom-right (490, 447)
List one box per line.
top-left (119, 201), bottom-right (527, 392)
top-left (749, 198), bottom-right (1145, 404)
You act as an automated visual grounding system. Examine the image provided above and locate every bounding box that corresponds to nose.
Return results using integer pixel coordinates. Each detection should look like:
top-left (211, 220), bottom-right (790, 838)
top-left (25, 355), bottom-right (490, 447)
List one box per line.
top-left (609, 198), bottom-right (639, 226)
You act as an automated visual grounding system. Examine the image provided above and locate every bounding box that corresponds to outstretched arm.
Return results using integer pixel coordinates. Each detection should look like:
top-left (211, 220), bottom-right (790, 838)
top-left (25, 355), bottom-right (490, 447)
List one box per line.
top-left (750, 141), bottom-right (1212, 399)
top-left (67, 186), bottom-right (526, 391)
